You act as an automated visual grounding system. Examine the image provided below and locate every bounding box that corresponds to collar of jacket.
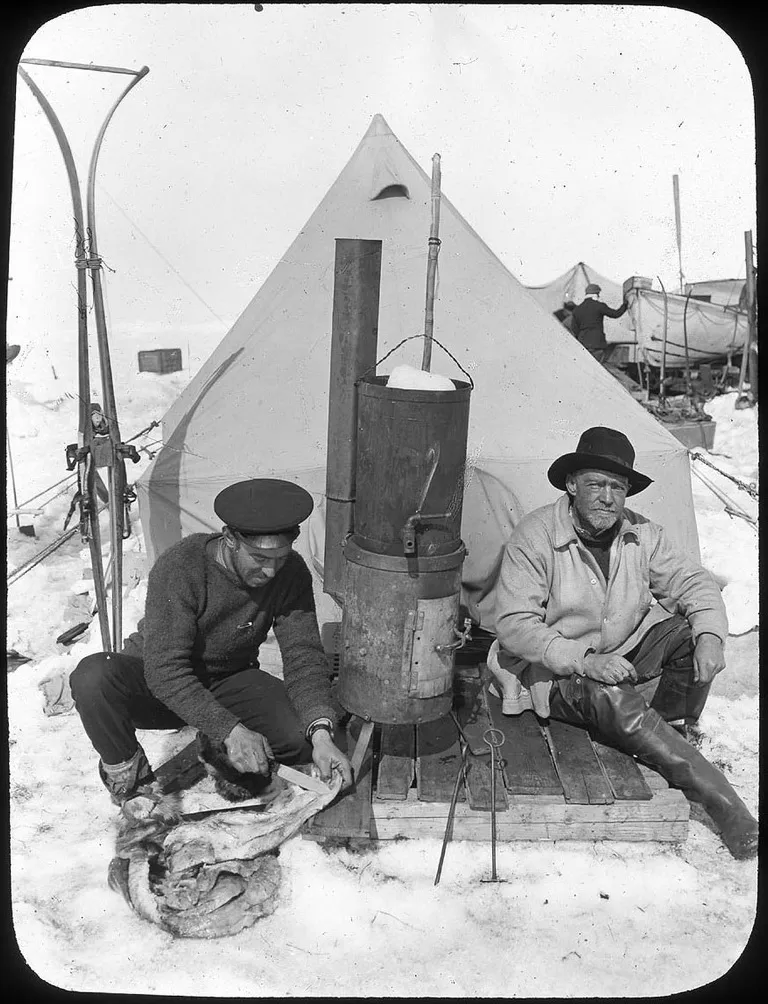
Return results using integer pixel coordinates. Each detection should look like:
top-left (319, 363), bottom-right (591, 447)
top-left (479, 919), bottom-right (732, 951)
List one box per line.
top-left (552, 494), bottom-right (640, 549)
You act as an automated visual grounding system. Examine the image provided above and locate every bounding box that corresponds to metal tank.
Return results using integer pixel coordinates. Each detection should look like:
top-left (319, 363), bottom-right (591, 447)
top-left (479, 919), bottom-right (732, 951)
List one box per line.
top-left (336, 375), bottom-right (472, 724)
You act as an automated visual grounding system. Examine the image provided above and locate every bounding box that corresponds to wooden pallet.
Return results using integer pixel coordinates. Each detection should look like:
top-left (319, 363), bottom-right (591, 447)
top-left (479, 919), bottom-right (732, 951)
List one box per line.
top-left (305, 666), bottom-right (689, 844)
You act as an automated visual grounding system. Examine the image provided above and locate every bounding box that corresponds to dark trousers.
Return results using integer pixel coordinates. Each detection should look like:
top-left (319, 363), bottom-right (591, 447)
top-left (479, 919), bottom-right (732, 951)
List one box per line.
top-left (69, 653), bottom-right (313, 766)
top-left (548, 614), bottom-right (711, 740)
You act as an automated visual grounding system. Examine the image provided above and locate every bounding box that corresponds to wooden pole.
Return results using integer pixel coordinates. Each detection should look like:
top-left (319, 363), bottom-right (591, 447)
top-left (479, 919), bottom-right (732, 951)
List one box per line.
top-left (737, 230), bottom-right (756, 405)
top-left (85, 65), bottom-right (149, 651)
top-left (657, 276), bottom-right (669, 406)
top-left (17, 60), bottom-right (148, 650)
top-left (20, 58), bottom-right (144, 75)
top-left (421, 154), bottom-right (442, 371)
top-left (673, 174), bottom-right (684, 294)
top-left (682, 291), bottom-right (693, 399)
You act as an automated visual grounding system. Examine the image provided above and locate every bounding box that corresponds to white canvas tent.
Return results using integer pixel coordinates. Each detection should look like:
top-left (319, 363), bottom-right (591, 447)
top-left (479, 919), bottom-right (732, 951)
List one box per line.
top-left (526, 261), bottom-right (637, 343)
top-left (136, 115), bottom-right (700, 630)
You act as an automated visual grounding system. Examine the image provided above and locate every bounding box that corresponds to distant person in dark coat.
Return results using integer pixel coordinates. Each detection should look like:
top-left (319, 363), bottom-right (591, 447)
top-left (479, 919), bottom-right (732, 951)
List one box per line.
top-left (571, 283), bottom-right (629, 362)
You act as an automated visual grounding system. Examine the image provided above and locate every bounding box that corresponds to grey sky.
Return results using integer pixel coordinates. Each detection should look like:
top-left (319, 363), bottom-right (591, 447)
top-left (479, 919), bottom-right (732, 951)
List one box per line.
top-left (8, 4), bottom-right (755, 354)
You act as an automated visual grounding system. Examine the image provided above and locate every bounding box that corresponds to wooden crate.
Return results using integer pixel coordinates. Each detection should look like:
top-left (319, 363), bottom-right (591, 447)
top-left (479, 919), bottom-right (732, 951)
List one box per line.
top-left (665, 419), bottom-right (716, 451)
top-left (138, 348), bottom-right (183, 374)
top-left (305, 667), bottom-right (689, 844)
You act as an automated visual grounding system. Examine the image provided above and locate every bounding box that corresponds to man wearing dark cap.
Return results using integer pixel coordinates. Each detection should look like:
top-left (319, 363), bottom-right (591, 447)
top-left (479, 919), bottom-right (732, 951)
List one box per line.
top-left (70, 478), bottom-right (352, 817)
top-left (486, 427), bottom-right (758, 859)
top-left (570, 283), bottom-right (629, 361)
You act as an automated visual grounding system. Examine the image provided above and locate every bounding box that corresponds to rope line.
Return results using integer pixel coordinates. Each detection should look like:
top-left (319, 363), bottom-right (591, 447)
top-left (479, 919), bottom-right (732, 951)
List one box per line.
top-left (689, 451), bottom-right (758, 499)
top-left (5, 418), bottom-right (164, 524)
top-left (98, 184), bottom-right (229, 329)
top-left (689, 465), bottom-right (757, 530)
top-left (7, 503), bottom-right (109, 586)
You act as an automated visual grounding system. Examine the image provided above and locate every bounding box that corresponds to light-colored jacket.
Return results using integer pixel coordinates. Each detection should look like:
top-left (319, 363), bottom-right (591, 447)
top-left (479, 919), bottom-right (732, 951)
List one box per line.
top-left (489, 495), bottom-right (728, 716)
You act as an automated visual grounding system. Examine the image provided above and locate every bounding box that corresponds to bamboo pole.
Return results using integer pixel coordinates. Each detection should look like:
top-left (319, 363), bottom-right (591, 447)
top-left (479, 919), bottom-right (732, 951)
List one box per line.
top-left (421, 153), bottom-right (442, 372)
top-left (673, 174), bottom-right (684, 294)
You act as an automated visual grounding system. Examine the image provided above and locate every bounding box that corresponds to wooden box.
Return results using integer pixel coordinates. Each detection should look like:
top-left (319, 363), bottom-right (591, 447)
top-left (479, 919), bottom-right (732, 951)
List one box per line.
top-left (666, 420), bottom-right (716, 451)
top-left (138, 348), bottom-right (183, 374)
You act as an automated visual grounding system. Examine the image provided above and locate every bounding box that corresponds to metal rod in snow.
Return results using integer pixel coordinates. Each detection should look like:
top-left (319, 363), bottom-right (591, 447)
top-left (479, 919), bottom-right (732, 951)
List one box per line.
top-left (421, 153), bottom-right (442, 372)
top-left (673, 174), bottom-right (684, 294)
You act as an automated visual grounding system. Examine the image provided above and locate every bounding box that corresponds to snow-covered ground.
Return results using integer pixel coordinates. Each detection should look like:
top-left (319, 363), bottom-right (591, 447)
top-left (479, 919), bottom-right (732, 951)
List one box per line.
top-left (6, 341), bottom-right (758, 996)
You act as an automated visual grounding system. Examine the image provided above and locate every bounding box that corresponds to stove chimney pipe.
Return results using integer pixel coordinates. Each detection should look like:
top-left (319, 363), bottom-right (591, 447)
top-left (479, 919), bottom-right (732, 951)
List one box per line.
top-left (323, 238), bottom-right (382, 603)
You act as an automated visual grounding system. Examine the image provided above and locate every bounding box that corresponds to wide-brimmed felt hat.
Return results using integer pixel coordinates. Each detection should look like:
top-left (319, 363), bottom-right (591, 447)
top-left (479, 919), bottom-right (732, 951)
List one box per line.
top-left (547, 427), bottom-right (653, 496)
top-left (214, 479), bottom-right (314, 535)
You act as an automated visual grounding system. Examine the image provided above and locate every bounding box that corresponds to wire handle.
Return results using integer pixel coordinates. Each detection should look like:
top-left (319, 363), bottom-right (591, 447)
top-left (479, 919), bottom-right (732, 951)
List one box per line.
top-left (355, 333), bottom-right (474, 389)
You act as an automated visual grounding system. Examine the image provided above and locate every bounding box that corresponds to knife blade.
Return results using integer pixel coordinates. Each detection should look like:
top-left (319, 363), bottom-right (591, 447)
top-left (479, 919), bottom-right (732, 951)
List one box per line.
top-left (181, 799), bottom-right (270, 822)
top-left (275, 763), bottom-right (332, 795)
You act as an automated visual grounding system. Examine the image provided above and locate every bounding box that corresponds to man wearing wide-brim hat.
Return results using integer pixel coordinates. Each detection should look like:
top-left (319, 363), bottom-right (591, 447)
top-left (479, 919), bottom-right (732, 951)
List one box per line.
top-left (487, 427), bottom-right (757, 859)
top-left (71, 478), bottom-right (353, 816)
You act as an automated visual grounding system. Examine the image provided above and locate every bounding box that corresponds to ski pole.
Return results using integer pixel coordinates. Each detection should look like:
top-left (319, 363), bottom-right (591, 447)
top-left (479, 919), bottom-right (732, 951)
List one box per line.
top-left (6, 426), bottom-right (35, 536)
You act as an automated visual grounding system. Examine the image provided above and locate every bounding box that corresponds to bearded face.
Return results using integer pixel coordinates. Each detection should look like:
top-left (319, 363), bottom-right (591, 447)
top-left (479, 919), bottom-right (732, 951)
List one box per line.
top-left (566, 468), bottom-right (629, 536)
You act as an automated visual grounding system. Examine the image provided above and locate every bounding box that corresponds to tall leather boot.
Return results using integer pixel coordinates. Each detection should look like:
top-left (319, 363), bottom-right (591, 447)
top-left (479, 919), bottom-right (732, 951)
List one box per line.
top-left (620, 710), bottom-right (758, 860)
top-left (550, 677), bottom-right (758, 860)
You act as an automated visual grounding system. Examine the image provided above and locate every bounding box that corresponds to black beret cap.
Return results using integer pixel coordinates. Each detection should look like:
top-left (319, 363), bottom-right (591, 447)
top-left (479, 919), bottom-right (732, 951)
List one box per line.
top-left (213, 479), bottom-right (314, 534)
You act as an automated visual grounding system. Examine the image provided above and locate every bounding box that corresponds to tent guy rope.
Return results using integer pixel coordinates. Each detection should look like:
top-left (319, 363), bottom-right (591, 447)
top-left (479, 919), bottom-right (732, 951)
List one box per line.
top-left (688, 451), bottom-right (758, 500)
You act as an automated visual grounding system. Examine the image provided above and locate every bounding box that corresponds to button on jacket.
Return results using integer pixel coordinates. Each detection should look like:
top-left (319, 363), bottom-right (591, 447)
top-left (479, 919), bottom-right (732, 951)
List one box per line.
top-left (490, 495), bottom-right (728, 716)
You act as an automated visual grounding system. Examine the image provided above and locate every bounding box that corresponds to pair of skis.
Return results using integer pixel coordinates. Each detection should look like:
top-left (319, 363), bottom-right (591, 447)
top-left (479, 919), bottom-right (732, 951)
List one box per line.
top-left (18, 58), bottom-right (149, 652)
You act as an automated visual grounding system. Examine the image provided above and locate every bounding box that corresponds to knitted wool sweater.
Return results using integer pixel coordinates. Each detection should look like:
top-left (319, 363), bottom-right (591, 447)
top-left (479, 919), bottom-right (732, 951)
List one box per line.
top-left (122, 534), bottom-right (336, 743)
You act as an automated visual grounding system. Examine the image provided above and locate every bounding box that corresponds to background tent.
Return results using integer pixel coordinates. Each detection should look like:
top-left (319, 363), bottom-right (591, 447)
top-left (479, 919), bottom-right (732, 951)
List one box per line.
top-left (526, 261), bottom-right (637, 343)
top-left (136, 115), bottom-right (700, 630)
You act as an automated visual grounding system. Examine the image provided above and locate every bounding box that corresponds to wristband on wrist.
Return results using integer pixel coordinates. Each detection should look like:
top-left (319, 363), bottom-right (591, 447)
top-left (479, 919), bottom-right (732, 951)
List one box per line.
top-left (306, 719), bottom-right (334, 742)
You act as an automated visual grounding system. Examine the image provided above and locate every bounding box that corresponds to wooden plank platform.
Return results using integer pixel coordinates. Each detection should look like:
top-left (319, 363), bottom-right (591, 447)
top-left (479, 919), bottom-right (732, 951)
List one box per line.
top-left (593, 741), bottom-right (653, 801)
top-left (302, 672), bottom-right (688, 845)
top-left (305, 718), bottom-right (374, 840)
top-left (454, 670), bottom-right (507, 811)
top-left (485, 694), bottom-right (563, 796)
top-left (375, 724), bottom-right (415, 800)
top-left (370, 786), bottom-right (688, 842)
top-left (544, 720), bottom-right (614, 804)
top-left (146, 671), bottom-right (687, 846)
top-left (416, 715), bottom-right (464, 803)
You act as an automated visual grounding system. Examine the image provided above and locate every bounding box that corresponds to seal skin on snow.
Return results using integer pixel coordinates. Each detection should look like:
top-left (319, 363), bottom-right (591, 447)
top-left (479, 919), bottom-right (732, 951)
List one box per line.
top-left (108, 774), bottom-right (341, 937)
